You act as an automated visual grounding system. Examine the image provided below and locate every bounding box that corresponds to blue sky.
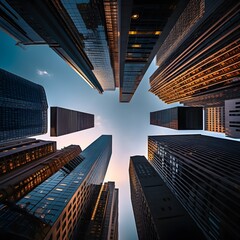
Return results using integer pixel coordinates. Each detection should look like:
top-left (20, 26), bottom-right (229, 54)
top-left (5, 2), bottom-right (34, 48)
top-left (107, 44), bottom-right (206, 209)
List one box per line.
top-left (0, 28), bottom-right (236, 240)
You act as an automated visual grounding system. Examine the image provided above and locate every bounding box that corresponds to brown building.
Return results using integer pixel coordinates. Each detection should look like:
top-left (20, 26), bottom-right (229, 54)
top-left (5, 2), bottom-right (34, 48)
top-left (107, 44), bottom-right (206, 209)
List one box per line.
top-left (204, 106), bottom-right (225, 133)
top-left (84, 182), bottom-right (118, 240)
top-left (149, 0), bottom-right (240, 105)
top-left (0, 138), bottom-right (81, 202)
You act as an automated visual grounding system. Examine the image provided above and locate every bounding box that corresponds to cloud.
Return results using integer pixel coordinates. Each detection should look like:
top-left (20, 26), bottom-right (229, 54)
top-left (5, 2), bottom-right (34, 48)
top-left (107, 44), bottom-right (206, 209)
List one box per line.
top-left (37, 69), bottom-right (51, 76)
top-left (95, 115), bottom-right (103, 127)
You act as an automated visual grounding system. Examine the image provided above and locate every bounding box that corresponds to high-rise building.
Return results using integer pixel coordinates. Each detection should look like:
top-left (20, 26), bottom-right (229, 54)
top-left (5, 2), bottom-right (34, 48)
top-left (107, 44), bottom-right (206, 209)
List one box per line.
top-left (84, 181), bottom-right (118, 240)
top-left (0, 0), bottom-right (119, 92)
top-left (225, 98), bottom-right (240, 138)
top-left (50, 107), bottom-right (94, 137)
top-left (119, 0), bottom-right (183, 102)
top-left (0, 138), bottom-right (81, 202)
top-left (182, 85), bottom-right (240, 108)
top-left (150, 106), bottom-right (203, 130)
top-left (0, 68), bottom-right (48, 143)
top-left (204, 106), bottom-right (225, 133)
top-left (129, 155), bottom-right (205, 240)
top-left (0, 135), bottom-right (112, 240)
top-left (148, 135), bottom-right (240, 240)
top-left (149, 0), bottom-right (240, 105)
top-left (187, 99), bottom-right (240, 138)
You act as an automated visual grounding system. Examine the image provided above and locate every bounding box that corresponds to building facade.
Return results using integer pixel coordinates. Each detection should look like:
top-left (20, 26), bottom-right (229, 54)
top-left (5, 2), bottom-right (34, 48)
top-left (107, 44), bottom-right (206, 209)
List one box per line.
top-left (182, 84), bottom-right (240, 107)
top-left (0, 138), bottom-right (56, 176)
top-left (204, 106), bottom-right (225, 133)
top-left (0, 0), bottom-right (119, 93)
top-left (148, 135), bottom-right (240, 240)
top-left (225, 98), bottom-right (240, 138)
top-left (50, 107), bottom-right (94, 137)
top-left (129, 155), bottom-right (205, 240)
top-left (0, 138), bottom-right (82, 203)
top-left (149, 0), bottom-right (240, 105)
top-left (119, 0), bottom-right (182, 102)
top-left (0, 135), bottom-right (112, 240)
top-left (0, 68), bottom-right (48, 143)
top-left (84, 181), bottom-right (118, 240)
top-left (150, 106), bottom-right (203, 130)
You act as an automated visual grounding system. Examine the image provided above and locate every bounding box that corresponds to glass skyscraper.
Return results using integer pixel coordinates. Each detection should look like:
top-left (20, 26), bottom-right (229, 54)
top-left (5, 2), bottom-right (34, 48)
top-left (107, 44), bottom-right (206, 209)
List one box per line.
top-left (119, 0), bottom-right (181, 102)
top-left (129, 155), bottom-right (205, 240)
top-left (0, 0), bottom-right (119, 93)
top-left (0, 135), bottom-right (112, 240)
top-left (84, 181), bottom-right (118, 240)
top-left (0, 68), bottom-right (48, 143)
top-left (148, 135), bottom-right (240, 240)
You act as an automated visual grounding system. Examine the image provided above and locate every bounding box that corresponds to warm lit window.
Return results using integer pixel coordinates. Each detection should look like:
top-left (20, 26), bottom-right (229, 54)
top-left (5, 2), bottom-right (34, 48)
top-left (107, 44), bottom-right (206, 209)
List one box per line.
top-left (132, 44), bottom-right (141, 48)
top-left (131, 13), bottom-right (139, 20)
top-left (129, 31), bottom-right (137, 35)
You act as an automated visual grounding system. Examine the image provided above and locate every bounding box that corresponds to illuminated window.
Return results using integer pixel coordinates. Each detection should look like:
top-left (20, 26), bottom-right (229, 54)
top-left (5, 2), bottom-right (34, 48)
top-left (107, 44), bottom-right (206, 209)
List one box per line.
top-left (47, 197), bottom-right (55, 201)
top-left (132, 44), bottom-right (141, 48)
top-left (131, 13), bottom-right (139, 20)
top-left (129, 31), bottom-right (137, 35)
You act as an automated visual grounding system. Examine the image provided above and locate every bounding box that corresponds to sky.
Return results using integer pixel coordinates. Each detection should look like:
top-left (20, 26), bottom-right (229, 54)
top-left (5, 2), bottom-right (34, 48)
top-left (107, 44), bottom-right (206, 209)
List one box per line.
top-left (0, 28), bottom-right (237, 240)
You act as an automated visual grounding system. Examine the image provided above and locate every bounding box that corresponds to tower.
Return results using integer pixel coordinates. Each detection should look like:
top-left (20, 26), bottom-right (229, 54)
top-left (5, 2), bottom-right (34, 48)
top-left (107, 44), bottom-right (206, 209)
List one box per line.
top-left (50, 107), bottom-right (94, 137)
top-left (129, 155), bottom-right (205, 240)
top-left (150, 106), bottom-right (203, 130)
top-left (148, 135), bottom-right (240, 239)
top-left (0, 138), bottom-right (81, 203)
top-left (0, 135), bottom-right (112, 240)
top-left (84, 181), bottom-right (118, 240)
top-left (119, 0), bottom-right (182, 102)
top-left (0, 0), bottom-right (119, 92)
top-left (149, 0), bottom-right (240, 105)
top-left (0, 68), bottom-right (48, 142)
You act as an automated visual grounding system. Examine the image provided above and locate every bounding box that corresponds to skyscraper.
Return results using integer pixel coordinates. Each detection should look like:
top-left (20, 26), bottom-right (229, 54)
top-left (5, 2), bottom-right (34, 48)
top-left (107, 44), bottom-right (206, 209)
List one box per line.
top-left (225, 98), bottom-right (240, 138)
top-left (182, 85), bottom-right (240, 108)
top-left (0, 68), bottom-right (48, 143)
top-left (148, 135), bottom-right (240, 240)
top-left (50, 107), bottom-right (94, 137)
top-left (150, 106), bottom-right (203, 130)
top-left (0, 135), bottom-right (112, 240)
top-left (0, 138), bottom-right (81, 202)
top-left (204, 106), bottom-right (225, 133)
top-left (84, 181), bottom-right (118, 240)
top-left (129, 155), bottom-right (205, 240)
top-left (0, 0), bottom-right (118, 92)
top-left (149, 0), bottom-right (240, 105)
top-left (119, 0), bottom-right (182, 102)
